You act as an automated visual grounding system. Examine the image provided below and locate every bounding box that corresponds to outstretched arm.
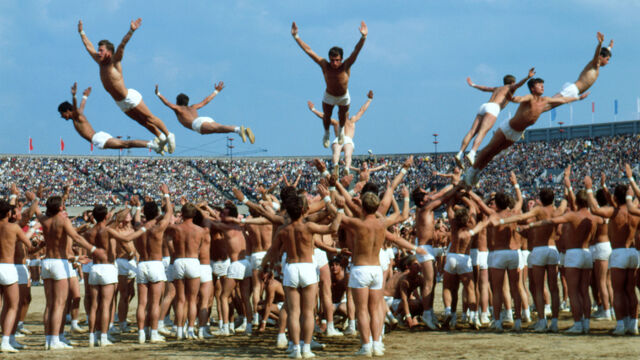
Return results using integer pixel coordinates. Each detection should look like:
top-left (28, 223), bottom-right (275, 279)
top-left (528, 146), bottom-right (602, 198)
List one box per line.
top-left (510, 67), bottom-right (536, 92)
top-left (113, 18), bottom-right (141, 63)
top-left (194, 82), bottom-right (224, 110)
top-left (343, 21), bottom-right (368, 69)
top-left (466, 77), bottom-right (495, 92)
top-left (351, 90), bottom-right (374, 122)
top-left (592, 32), bottom-right (604, 66)
top-left (78, 20), bottom-right (100, 62)
top-left (291, 22), bottom-right (325, 65)
top-left (545, 93), bottom-right (589, 110)
top-left (155, 85), bottom-right (178, 110)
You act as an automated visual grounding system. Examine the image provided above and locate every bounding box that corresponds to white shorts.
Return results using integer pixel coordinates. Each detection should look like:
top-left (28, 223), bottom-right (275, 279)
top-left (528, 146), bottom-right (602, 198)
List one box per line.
top-left (88, 264), bottom-right (118, 285)
top-left (29, 259), bottom-right (41, 267)
top-left (82, 261), bottom-right (93, 274)
top-left (489, 250), bottom-right (519, 270)
top-left (227, 258), bottom-right (251, 280)
top-left (41, 259), bottom-right (71, 280)
top-left (323, 90), bottom-right (350, 106)
top-left (332, 134), bottom-right (355, 148)
top-left (200, 264), bottom-right (213, 283)
top-left (529, 246), bottom-right (560, 267)
top-left (0, 263), bottom-right (19, 286)
top-left (250, 251), bottom-right (267, 270)
top-left (283, 262), bottom-right (318, 288)
top-left (173, 258), bottom-right (201, 280)
top-left (559, 82), bottom-right (579, 99)
top-left (68, 261), bottom-right (78, 278)
top-left (16, 264), bottom-right (30, 285)
top-left (162, 256), bottom-right (171, 269)
top-left (191, 116), bottom-right (215, 134)
top-left (609, 248), bottom-right (639, 269)
top-left (91, 131), bottom-right (113, 150)
top-left (379, 249), bottom-right (390, 272)
top-left (518, 250), bottom-right (530, 270)
top-left (137, 261), bottom-right (167, 284)
top-left (477, 102), bottom-right (501, 117)
top-left (348, 265), bottom-right (383, 290)
top-left (433, 247), bottom-right (444, 257)
top-left (116, 258), bottom-right (138, 279)
top-left (564, 248), bottom-right (593, 269)
top-left (211, 258), bottom-right (231, 278)
top-left (499, 120), bottom-right (524, 142)
top-left (115, 88), bottom-right (142, 112)
top-left (444, 253), bottom-right (473, 275)
top-left (590, 242), bottom-right (612, 262)
top-left (470, 249), bottom-right (489, 270)
top-left (314, 248), bottom-right (329, 270)
top-left (416, 244), bottom-right (435, 263)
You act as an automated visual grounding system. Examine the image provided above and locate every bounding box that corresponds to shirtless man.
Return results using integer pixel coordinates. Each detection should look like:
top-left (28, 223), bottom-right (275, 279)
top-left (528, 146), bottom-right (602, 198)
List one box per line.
top-left (463, 78), bottom-right (588, 185)
top-left (0, 200), bottom-right (35, 353)
top-left (78, 18), bottom-right (176, 153)
top-left (58, 83), bottom-right (160, 152)
top-left (308, 90), bottom-right (373, 171)
top-left (587, 174), bottom-right (640, 335)
top-left (292, 21), bottom-right (367, 147)
top-left (201, 207), bottom-right (229, 331)
top-left (244, 209), bottom-right (272, 327)
top-left (383, 256), bottom-right (424, 327)
top-left (550, 32), bottom-right (613, 109)
top-left (193, 211), bottom-right (213, 339)
top-left (524, 189), bottom-right (603, 334)
top-left (155, 82), bottom-right (255, 143)
top-left (36, 196), bottom-right (106, 350)
top-left (456, 68), bottom-right (535, 167)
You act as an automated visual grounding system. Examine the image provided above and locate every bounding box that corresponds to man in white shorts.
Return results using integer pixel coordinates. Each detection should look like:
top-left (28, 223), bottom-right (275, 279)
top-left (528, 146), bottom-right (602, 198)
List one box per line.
top-left (58, 83), bottom-right (161, 152)
top-left (78, 19), bottom-right (176, 152)
top-left (291, 21), bottom-right (367, 147)
top-left (155, 82), bottom-right (255, 143)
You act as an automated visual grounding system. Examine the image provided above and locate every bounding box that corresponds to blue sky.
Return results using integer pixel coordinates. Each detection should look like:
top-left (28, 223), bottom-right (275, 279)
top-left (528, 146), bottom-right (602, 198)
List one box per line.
top-left (1, 0), bottom-right (639, 157)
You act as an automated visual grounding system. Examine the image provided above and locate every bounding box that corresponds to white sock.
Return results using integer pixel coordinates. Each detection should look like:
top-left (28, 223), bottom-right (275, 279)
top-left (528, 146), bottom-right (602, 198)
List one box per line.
top-left (71, 319), bottom-right (78, 328)
top-left (253, 312), bottom-right (259, 321)
top-left (468, 149), bottom-right (476, 158)
top-left (158, 133), bottom-right (167, 141)
top-left (523, 308), bottom-right (531, 319)
top-left (187, 326), bottom-right (195, 333)
top-left (138, 330), bottom-right (145, 337)
top-left (362, 342), bottom-right (372, 350)
top-left (1, 336), bottom-right (9, 346)
top-left (302, 343), bottom-right (311, 353)
top-left (444, 307), bottom-right (451, 315)
top-left (349, 319), bottom-right (356, 329)
top-left (158, 320), bottom-right (164, 329)
top-left (51, 335), bottom-right (60, 345)
top-left (456, 151), bottom-right (463, 158)
top-left (604, 309), bottom-right (612, 317)
top-left (223, 323), bottom-right (229, 331)
top-left (177, 327), bottom-right (184, 338)
top-left (327, 321), bottom-right (335, 331)
top-left (45, 335), bottom-right (51, 346)
top-left (277, 333), bottom-right (287, 342)
top-left (152, 329), bottom-right (159, 337)
top-left (292, 343), bottom-right (300, 353)
top-left (234, 126), bottom-right (241, 134)
top-left (218, 320), bottom-right (223, 328)
top-left (101, 332), bottom-right (108, 342)
top-left (544, 304), bottom-right (551, 313)
top-left (89, 332), bottom-right (95, 343)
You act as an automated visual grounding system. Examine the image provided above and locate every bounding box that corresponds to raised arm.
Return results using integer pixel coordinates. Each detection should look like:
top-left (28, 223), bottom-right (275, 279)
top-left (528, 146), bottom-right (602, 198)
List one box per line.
top-left (385, 186), bottom-right (410, 227)
top-left (592, 32), bottom-right (604, 66)
top-left (625, 163), bottom-right (640, 198)
top-left (509, 68), bottom-right (536, 92)
top-left (468, 190), bottom-right (495, 216)
top-left (155, 85), bottom-right (179, 110)
top-left (379, 156), bottom-right (413, 215)
top-left (510, 171), bottom-right (523, 212)
top-left (351, 90), bottom-right (374, 122)
top-left (156, 184), bottom-right (174, 229)
top-left (306, 212), bottom-right (343, 235)
top-left (193, 82), bottom-right (224, 110)
top-left (625, 188), bottom-right (640, 217)
top-left (342, 21), bottom-right (367, 69)
top-left (79, 86), bottom-right (91, 113)
top-left (78, 20), bottom-right (100, 62)
top-left (63, 218), bottom-right (106, 259)
top-left (307, 101), bottom-right (331, 121)
top-left (584, 175), bottom-right (614, 217)
top-left (113, 18), bottom-right (141, 63)
top-left (291, 22), bottom-right (325, 65)
top-left (466, 77), bottom-right (495, 92)
top-left (232, 188), bottom-right (284, 225)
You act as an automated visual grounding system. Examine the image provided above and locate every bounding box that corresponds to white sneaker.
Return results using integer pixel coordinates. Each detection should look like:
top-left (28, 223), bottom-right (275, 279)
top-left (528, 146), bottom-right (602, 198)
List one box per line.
top-left (322, 132), bottom-right (330, 148)
top-left (301, 350), bottom-right (316, 358)
top-left (564, 323), bottom-right (583, 334)
top-left (17, 324), bottom-right (32, 335)
top-left (310, 339), bottom-right (325, 350)
top-left (626, 326), bottom-right (639, 335)
top-left (186, 330), bottom-right (197, 340)
top-left (1, 344), bottom-right (19, 353)
top-left (252, 318), bottom-right (259, 327)
top-left (167, 133), bottom-right (176, 154)
top-left (372, 343), bottom-right (384, 357)
top-left (235, 322), bottom-right (246, 333)
top-left (560, 301), bottom-right (570, 312)
top-left (214, 328), bottom-right (231, 336)
top-left (454, 152), bottom-right (465, 169)
top-left (138, 332), bottom-right (146, 344)
top-left (198, 328), bottom-right (213, 339)
top-left (9, 339), bottom-right (25, 350)
top-left (100, 338), bottom-right (114, 347)
top-left (490, 321), bottom-right (503, 333)
top-left (13, 332), bottom-right (24, 338)
top-left (480, 312), bottom-right (491, 325)
top-left (512, 319), bottom-right (522, 332)
top-left (325, 327), bottom-right (343, 337)
top-left (288, 348), bottom-right (301, 359)
top-left (276, 336), bottom-right (288, 349)
top-left (150, 334), bottom-right (166, 343)
top-left (355, 345), bottom-right (372, 357)
top-left (343, 326), bottom-right (357, 336)
top-left (72, 324), bottom-right (88, 334)
top-left (465, 152), bottom-right (475, 166)
top-left (50, 341), bottom-right (73, 350)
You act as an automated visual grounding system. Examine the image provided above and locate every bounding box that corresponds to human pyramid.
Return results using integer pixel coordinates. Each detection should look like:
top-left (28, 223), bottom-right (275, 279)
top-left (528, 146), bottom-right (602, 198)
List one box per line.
top-left (0, 16), bottom-right (629, 359)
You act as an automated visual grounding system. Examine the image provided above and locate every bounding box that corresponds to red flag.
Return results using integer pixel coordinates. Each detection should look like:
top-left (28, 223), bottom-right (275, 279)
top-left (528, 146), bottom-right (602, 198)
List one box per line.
top-left (90, 143), bottom-right (94, 152)
top-left (29, 137), bottom-right (33, 151)
top-left (592, 102), bottom-right (595, 113)
top-left (60, 138), bottom-right (65, 152)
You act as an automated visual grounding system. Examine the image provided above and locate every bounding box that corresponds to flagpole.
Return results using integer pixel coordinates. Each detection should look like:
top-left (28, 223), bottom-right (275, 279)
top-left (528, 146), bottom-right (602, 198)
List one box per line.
top-left (569, 104), bottom-right (573, 126)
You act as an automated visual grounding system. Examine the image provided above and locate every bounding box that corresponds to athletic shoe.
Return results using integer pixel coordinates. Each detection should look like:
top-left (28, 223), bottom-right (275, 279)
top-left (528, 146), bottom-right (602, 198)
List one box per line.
top-left (355, 345), bottom-right (372, 357)
top-left (512, 319), bottom-right (522, 332)
top-left (465, 152), bottom-right (475, 166)
top-left (17, 324), bottom-right (32, 335)
top-left (138, 332), bottom-right (146, 344)
top-left (532, 320), bottom-right (548, 333)
top-left (480, 312), bottom-right (491, 325)
top-left (276, 336), bottom-right (288, 349)
top-left (9, 339), bottom-right (25, 350)
top-left (150, 334), bottom-right (166, 343)
top-left (239, 126), bottom-right (247, 143)
top-left (454, 152), bottom-right (464, 169)
top-left (245, 127), bottom-right (255, 144)
top-left (71, 324), bottom-right (88, 334)
top-left (325, 327), bottom-right (343, 337)
top-left (626, 326), bottom-right (639, 335)
top-left (100, 338), bottom-right (114, 347)
top-left (310, 339), bottom-right (325, 350)
top-left (214, 328), bottom-right (231, 336)
top-left (167, 133), bottom-right (176, 154)
top-left (50, 342), bottom-right (73, 350)
top-left (301, 350), bottom-right (316, 358)
top-left (372, 343), bottom-right (384, 357)
top-left (343, 326), bottom-right (357, 336)
top-left (613, 323), bottom-right (626, 336)
top-left (563, 323), bottom-right (583, 334)
top-left (560, 301), bottom-right (570, 312)
top-left (288, 349), bottom-right (302, 359)
top-left (323, 132), bottom-right (330, 148)
top-left (1, 344), bottom-right (19, 353)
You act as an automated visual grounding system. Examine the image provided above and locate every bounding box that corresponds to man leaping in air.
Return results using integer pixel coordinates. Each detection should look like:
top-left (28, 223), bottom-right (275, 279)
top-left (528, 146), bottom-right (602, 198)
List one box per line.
top-left (58, 83), bottom-right (161, 152)
top-left (78, 18), bottom-right (176, 153)
top-left (292, 21), bottom-right (367, 148)
top-left (155, 82), bottom-right (255, 143)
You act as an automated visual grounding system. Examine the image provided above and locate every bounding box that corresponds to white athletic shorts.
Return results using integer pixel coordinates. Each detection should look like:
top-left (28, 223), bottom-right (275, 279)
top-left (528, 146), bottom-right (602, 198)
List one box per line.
top-left (590, 242), bottom-right (612, 262)
top-left (489, 249), bottom-right (519, 270)
top-left (173, 258), bottom-right (201, 280)
top-left (314, 248), bottom-right (329, 270)
top-left (162, 256), bottom-right (171, 269)
top-left (564, 248), bottom-right (593, 269)
top-left (518, 250), bottom-right (530, 269)
top-left (283, 262), bottom-right (318, 288)
top-left (191, 116), bottom-right (215, 134)
top-left (200, 264), bottom-right (213, 283)
top-left (250, 251), bottom-right (267, 270)
top-left (16, 264), bottom-right (30, 285)
top-left (227, 258), bottom-right (251, 280)
top-left (477, 102), bottom-right (501, 117)
top-left (116, 258), bottom-right (138, 279)
top-left (470, 249), bottom-right (489, 270)
top-left (444, 253), bottom-right (473, 275)
top-left (417, 244), bottom-right (435, 263)
top-left (433, 247), bottom-right (444, 257)
top-left (88, 264), bottom-right (118, 285)
top-left (499, 120), bottom-right (524, 142)
top-left (91, 131), bottom-right (113, 150)
top-left (559, 82), bottom-right (580, 99)
top-left (323, 90), bottom-right (350, 106)
top-left (82, 261), bottom-right (93, 274)
top-left (609, 248), bottom-right (639, 269)
top-left (41, 259), bottom-right (71, 280)
top-left (529, 246), bottom-right (560, 267)
top-left (379, 248), bottom-right (390, 272)
top-left (348, 265), bottom-right (383, 290)
top-left (211, 258), bottom-right (231, 278)
top-left (115, 88), bottom-right (142, 112)
top-left (332, 135), bottom-right (355, 149)
top-left (137, 261), bottom-right (167, 284)
top-left (68, 261), bottom-right (78, 278)
top-left (0, 263), bottom-right (19, 286)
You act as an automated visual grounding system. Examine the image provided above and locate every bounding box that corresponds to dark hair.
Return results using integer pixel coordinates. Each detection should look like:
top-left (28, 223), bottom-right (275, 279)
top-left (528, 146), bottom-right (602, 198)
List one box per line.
top-left (575, 190), bottom-right (589, 209)
top-left (494, 192), bottom-right (510, 210)
top-left (280, 186), bottom-right (297, 203)
top-left (412, 187), bottom-right (426, 208)
top-left (600, 47), bottom-right (611, 58)
top-left (46, 196), bottom-right (63, 217)
top-left (98, 39), bottom-right (115, 53)
top-left (614, 184), bottom-right (627, 206)
top-left (328, 46), bottom-right (343, 59)
top-left (176, 93), bottom-right (189, 106)
top-left (58, 101), bottom-right (73, 114)
top-left (503, 75), bottom-right (516, 85)
top-left (92, 205), bottom-right (108, 222)
top-left (193, 209), bottom-right (204, 226)
top-left (527, 78), bottom-right (544, 92)
top-left (143, 201), bottom-right (159, 220)
top-left (0, 200), bottom-right (13, 220)
top-left (284, 194), bottom-right (304, 220)
top-left (361, 182), bottom-right (379, 196)
top-left (224, 201), bottom-right (238, 218)
top-left (454, 207), bottom-right (470, 228)
top-left (181, 203), bottom-right (197, 219)
top-left (595, 189), bottom-right (608, 207)
top-left (362, 192), bottom-right (380, 214)
top-left (539, 188), bottom-right (554, 206)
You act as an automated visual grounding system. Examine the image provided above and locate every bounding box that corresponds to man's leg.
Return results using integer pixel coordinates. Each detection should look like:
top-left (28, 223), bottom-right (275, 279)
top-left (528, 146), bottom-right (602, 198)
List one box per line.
top-left (321, 103), bottom-right (334, 131)
top-left (116, 275), bottom-right (130, 331)
top-left (251, 268), bottom-right (262, 326)
top-left (239, 277), bottom-right (253, 333)
top-left (565, 267), bottom-right (583, 325)
top-left (337, 105), bottom-right (350, 129)
top-left (331, 143), bottom-right (342, 170)
top-left (300, 284), bottom-right (319, 353)
top-left (200, 122), bottom-right (240, 134)
top-left (489, 268), bottom-right (505, 330)
top-left (1, 284), bottom-right (19, 337)
top-left (68, 276), bottom-right (82, 332)
top-left (173, 278), bottom-right (186, 337)
top-left (472, 130), bottom-right (513, 171)
top-left (99, 284), bottom-right (116, 346)
top-left (83, 272), bottom-right (92, 324)
top-left (580, 268), bottom-right (592, 332)
top-left (458, 114), bottom-right (482, 156)
top-left (185, 277), bottom-right (200, 338)
top-left (343, 143), bottom-right (354, 174)
top-left (470, 114), bottom-right (497, 153)
top-left (318, 265), bottom-right (338, 335)
top-left (127, 101), bottom-right (170, 137)
top-left (104, 138), bottom-right (153, 149)
top-left (352, 288), bottom-right (371, 348)
top-left (420, 260), bottom-right (436, 328)
top-left (198, 280), bottom-right (213, 337)
top-left (148, 281), bottom-right (165, 342)
top-left (285, 287), bottom-right (301, 349)
top-left (136, 283), bottom-right (148, 342)
top-left (626, 268), bottom-right (638, 332)
top-left (220, 278), bottom-right (236, 334)
top-left (594, 259), bottom-right (611, 318)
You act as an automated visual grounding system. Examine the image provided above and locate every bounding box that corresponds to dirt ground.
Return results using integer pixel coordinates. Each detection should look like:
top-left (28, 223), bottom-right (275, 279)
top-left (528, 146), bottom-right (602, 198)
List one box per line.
top-left (11, 282), bottom-right (639, 359)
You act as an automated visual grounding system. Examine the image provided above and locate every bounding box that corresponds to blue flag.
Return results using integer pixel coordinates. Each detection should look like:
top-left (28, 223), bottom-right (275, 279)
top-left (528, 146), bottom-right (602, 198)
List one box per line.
top-left (551, 108), bottom-right (557, 121)
top-left (614, 99), bottom-right (618, 115)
